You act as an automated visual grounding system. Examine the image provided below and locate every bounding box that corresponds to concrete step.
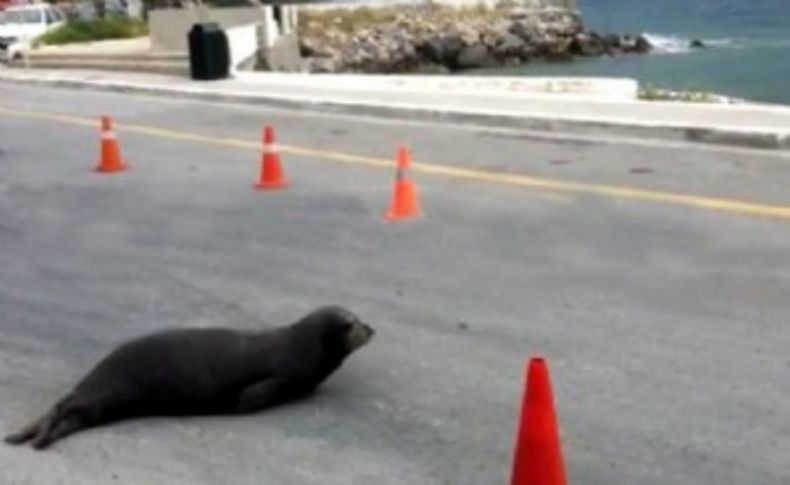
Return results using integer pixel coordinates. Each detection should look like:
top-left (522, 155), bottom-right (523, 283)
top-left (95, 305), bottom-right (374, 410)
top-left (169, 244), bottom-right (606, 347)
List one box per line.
top-left (27, 51), bottom-right (188, 62)
top-left (10, 57), bottom-right (189, 76)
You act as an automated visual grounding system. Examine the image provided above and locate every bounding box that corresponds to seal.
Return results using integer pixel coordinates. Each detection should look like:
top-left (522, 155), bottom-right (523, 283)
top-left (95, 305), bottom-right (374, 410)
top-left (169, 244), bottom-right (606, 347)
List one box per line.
top-left (4, 305), bottom-right (374, 450)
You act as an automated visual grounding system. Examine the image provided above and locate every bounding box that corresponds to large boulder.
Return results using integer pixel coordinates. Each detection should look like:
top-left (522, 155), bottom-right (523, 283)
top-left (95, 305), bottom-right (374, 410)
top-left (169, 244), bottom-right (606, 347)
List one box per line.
top-left (571, 32), bottom-right (607, 56)
top-left (537, 36), bottom-right (574, 60)
top-left (495, 32), bottom-right (527, 57)
top-left (417, 34), bottom-right (465, 66)
top-left (508, 19), bottom-right (541, 41)
top-left (455, 45), bottom-right (495, 69)
top-left (507, 7), bottom-right (529, 21)
top-left (634, 35), bottom-right (652, 53)
top-left (621, 35), bottom-right (652, 53)
top-left (538, 10), bottom-right (583, 37)
top-left (308, 58), bottom-right (341, 73)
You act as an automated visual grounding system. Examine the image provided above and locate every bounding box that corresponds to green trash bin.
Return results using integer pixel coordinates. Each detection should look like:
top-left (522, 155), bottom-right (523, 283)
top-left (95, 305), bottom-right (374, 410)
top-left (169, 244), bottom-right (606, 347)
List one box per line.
top-left (188, 23), bottom-right (230, 81)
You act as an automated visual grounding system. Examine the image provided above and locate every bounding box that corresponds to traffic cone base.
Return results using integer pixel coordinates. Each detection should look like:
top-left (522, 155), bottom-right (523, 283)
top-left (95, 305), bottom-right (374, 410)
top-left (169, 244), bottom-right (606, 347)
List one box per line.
top-left (510, 357), bottom-right (568, 485)
top-left (95, 157), bottom-right (127, 173)
top-left (385, 180), bottom-right (421, 221)
top-left (254, 179), bottom-right (288, 190)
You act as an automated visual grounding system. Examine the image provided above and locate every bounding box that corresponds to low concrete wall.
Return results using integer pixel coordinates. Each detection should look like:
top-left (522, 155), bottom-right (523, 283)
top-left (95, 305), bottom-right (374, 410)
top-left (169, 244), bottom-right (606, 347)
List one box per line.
top-left (149, 7), bottom-right (270, 52)
top-left (260, 33), bottom-right (303, 72)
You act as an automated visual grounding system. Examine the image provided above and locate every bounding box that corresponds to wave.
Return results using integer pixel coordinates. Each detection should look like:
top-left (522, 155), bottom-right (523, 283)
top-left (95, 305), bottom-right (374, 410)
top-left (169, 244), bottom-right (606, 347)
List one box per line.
top-left (642, 33), bottom-right (737, 54)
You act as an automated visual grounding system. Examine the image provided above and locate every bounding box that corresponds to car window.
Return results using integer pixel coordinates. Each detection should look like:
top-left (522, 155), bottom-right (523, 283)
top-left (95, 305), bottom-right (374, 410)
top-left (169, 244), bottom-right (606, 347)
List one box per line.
top-left (45, 8), bottom-right (56, 24)
top-left (3, 9), bottom-right (43, 24)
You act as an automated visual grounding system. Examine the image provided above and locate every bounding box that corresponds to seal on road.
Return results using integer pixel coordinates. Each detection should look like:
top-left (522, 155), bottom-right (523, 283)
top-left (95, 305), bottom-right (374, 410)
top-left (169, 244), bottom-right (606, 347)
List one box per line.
top-left (4, 305), bottom-right (375, 450)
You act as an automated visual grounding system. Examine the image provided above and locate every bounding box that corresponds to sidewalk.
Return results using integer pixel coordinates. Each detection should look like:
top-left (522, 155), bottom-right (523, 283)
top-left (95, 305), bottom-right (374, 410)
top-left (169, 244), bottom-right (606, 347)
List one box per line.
top-left (1, 67), bottom-right (789, 150)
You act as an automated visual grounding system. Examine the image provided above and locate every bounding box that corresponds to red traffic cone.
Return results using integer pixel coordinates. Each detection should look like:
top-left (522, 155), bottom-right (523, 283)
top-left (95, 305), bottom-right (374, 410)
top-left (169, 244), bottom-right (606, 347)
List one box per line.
top-left (94, 115), bottom-right (127, 173)
top-left (255, 125), bottom-right (288, 190)
top-left (510, 357), bottom-right (568, 485)
top-left (384, 146), bottom-right (421, 221)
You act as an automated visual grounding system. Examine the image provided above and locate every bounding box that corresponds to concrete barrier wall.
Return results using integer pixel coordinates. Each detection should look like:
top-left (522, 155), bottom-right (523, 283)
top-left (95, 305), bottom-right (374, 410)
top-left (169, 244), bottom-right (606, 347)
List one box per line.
top-left (225, 24), bottom-right (259, 75)
top-left (149, 7), bottom-right (270, 52)
top-left (262, 33), bottom-right (303, 72)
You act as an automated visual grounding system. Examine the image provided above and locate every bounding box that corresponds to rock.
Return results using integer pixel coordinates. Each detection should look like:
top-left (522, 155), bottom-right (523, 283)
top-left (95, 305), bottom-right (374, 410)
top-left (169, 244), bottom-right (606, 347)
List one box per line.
top-left (495, 32), bottom-right (526, 57)
top-left (508, 21), bottom-right (533, 41)
top-left (507, 7), bottom-right (529, 21)
top-left (605, 33), bottom-right (621, 49)
top-left (571, 32), bottom-right (607, 56)
top-left (509, 19), bottom-right (542, 40)
top-left (621, 34), bottom-right (651, 53)
top-left (537, 36), bottom-right (574, 60)
top-left (299, 38), bottom-right (315, 57)
top-left (690, 39), bottom-right (706, 49)
top-left (537, 9), bottom-right (583, 37)
top-left (295, 4), bottom-right (653, 73)
top-left (309, 58), bottom-right (340, 73)
top-left (481, 30), bottom-right (501, 49)
top-left (502, 55), bottom-right (523, 67)
top-left (620, 35), bottom-right (636, 50)
top-left (417, 34), bottom-right (464, 65)
top-left (455, 45), bottom-right (494, 69)
top-left (634, 35), bottom-right (652, 53)
top-left (417, 36), bottom-right (445, 64)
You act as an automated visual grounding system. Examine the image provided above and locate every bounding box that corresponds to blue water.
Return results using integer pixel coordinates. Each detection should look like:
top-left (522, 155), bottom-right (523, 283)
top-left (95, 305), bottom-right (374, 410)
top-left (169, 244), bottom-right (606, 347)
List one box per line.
top-left (483, 0), bottom-right (790, 104)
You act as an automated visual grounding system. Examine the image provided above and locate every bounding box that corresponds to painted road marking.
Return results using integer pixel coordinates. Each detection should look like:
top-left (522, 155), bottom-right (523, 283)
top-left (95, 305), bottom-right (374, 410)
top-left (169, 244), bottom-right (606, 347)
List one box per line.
top-left (3, 105), bottom-right (790, 221)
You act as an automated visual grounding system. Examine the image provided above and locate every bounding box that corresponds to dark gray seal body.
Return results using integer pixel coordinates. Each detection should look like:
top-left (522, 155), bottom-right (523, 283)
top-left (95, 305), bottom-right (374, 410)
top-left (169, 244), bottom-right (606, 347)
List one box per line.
top-left (4, 306), bottom-right (374, 450)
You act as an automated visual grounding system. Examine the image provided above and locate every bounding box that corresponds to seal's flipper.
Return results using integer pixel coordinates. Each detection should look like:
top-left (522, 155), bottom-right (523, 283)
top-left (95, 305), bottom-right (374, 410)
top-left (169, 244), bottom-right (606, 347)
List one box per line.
top-left (31, 414), bottom-right (84, 450)
top-left (4, 410), bottom-right (55, 446)
top-left (235, 378), bottom-right (297, 413)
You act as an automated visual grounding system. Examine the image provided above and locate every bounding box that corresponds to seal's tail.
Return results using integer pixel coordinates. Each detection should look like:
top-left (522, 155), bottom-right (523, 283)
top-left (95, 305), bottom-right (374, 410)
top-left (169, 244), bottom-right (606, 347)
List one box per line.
top-left (4, 394), bottom-right (86, 450)
top-left (4, 410), bottom-right (52, 445)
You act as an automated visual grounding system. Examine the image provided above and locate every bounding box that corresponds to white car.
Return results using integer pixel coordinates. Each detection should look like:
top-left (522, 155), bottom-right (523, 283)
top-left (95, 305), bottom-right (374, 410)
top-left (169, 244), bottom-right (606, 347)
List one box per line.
top-left (0, 3), bottom-right (66, 62)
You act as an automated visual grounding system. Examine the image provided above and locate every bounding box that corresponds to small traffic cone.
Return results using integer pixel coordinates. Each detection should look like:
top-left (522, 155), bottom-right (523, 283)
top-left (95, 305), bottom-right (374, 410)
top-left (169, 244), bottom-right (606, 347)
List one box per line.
top-left (94, 115), bottom-right (127, 173)
top-left (384, 146), bottom-right (421, 221)
top-left (254, 125), bottom-right (288, 190)
top-left (510, 357), bottom-right (568, 485)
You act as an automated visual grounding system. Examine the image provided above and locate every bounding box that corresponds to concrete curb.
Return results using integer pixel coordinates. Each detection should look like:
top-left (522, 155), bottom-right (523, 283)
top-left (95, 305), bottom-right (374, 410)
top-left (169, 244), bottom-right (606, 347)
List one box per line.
top-left (232, 72), bottom-right (641, 101)
top-left (1, 72), bottom-right (788, 151)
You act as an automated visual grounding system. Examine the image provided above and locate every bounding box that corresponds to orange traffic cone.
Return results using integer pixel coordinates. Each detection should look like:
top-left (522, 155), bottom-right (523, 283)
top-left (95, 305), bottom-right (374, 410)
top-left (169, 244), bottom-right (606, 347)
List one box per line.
top-left (384, 146), bottom-right (421, 221)
top-left (255, 125), bottom-right (288, 190)
top-left (510, 357), bottom-right (568, 485)
top-left (94, 115), bottom-right (127, 173)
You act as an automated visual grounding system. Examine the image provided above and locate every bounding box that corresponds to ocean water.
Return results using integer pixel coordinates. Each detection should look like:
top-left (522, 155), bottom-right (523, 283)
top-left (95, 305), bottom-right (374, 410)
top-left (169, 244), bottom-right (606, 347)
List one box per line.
top-left (478, 0), bottom-right (790, 105)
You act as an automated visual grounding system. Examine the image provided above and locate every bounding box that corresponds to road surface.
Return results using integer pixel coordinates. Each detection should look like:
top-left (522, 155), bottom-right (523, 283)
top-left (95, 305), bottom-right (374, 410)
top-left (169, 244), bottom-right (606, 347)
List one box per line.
top-left (1, 83), bottom-right (789, 485)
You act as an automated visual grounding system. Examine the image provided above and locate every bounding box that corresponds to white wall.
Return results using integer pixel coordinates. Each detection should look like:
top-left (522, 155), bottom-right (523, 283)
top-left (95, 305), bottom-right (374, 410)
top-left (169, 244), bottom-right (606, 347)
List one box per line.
top-left (225, 24), bottom-right (259, 75)
top-left (148, 5), bottom-right (297, 53)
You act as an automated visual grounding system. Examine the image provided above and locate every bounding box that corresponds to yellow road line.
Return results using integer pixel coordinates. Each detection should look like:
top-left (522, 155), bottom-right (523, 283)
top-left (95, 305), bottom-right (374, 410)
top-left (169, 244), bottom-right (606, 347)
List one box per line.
top-left (3, 105), bottom-right (790, 221)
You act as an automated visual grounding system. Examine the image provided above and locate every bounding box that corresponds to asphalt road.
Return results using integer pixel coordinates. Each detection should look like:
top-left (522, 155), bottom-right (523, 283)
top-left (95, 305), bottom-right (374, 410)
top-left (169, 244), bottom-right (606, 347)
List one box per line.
top-left (1, 83), bottom-right (789, 485)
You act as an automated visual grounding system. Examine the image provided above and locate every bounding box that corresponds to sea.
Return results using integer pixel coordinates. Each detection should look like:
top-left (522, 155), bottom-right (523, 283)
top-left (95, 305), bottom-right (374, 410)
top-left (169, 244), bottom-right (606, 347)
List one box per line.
top-left (476, 0), bottom-right (790, 105)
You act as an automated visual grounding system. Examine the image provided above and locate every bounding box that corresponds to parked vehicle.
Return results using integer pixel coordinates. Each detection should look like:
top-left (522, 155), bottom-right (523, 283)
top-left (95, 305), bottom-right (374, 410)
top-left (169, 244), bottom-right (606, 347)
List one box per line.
top-left (0, 0), bottom-right (23, 12)
top-left (0, 3), bottom-right (66, 61)
top-left (70, 0), bottom-right (132, 20)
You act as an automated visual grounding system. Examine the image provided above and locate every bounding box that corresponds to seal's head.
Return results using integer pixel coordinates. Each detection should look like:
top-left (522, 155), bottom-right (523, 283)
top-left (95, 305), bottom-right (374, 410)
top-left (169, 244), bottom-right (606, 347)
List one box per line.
top-left (300, 305), bottom-right (375, 354)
